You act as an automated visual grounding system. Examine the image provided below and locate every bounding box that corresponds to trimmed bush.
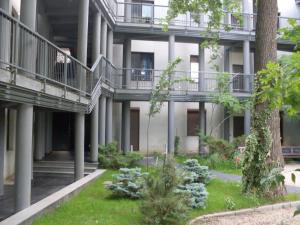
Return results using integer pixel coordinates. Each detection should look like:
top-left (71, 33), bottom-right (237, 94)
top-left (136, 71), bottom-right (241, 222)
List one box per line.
top-left (98, 142), bottom-right (143, 169)
top-left (176, 183), bottom-right (208, 208)
top-left (183, 159), bottom-right (211, 184)
top-left (106, 168), bottom-right (148, 199)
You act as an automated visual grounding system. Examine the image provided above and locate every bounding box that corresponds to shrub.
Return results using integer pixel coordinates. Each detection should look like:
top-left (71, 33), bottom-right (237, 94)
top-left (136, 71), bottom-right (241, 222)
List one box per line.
top-left (224, 196), bottom-right (236, 210)
top-left (174, 136), bottom-right (180, 156)
top-left (140, 157), bottom-right (189, 225)
top-left (182, 159), bottom-right (211, 184)
top-left (176, 183), bottom-right (208, 208)
top-left (98, 142), bottom-right (143, 169)
top-left (205, 153), bottom-right (221, 169)
top-left (260, 167), bottom-right (286, 198)
top-left (106, 168), bottom-right (148, 199)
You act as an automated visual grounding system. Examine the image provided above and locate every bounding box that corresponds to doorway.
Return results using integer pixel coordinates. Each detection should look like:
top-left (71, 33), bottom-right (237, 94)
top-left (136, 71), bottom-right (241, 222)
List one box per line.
top-left (130, 108), bottom-right (140, 151)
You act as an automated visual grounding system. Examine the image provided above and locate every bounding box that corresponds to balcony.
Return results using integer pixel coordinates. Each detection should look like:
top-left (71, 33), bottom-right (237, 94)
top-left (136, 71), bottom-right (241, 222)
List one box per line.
top-left (113, 68), bottom-right (253, 101)
top-left (0, 9), bottom-right (116, 113)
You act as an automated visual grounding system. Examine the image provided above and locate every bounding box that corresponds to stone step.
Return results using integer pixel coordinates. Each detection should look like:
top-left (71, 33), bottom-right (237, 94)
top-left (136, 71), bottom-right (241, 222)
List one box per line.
top-left (34, 160), bottom-right (98, 168)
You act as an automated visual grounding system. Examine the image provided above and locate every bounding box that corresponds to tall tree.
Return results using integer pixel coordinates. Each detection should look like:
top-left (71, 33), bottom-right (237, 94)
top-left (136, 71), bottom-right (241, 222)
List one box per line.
top-left (254, 0), bottom-right (284, 166)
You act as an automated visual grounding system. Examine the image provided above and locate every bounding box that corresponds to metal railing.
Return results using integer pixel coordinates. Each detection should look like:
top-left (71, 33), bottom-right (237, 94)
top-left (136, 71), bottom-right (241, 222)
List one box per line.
top-left (115, 68), bottom-right (253, 93)
top-left (109, 1), bottom-right (300, 33)
top-left (0, 9), bottom-right (116, 101)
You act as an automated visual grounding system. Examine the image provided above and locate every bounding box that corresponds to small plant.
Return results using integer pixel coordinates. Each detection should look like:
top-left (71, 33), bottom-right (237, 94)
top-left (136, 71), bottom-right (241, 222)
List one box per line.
top-left (174, 136), bottom-right (180, 156)
top-left (260, 167), bottom-right (286, 198)
top-left (106, 168), bottom-right (148, 199)
top-left (224, 196), bottom-right (236, 210)
top-left (205, 153), bottom-right (221, 169)
top-left (98, 142), bottom-right (143, 169)
top-left (182, 159), bottom-right (211, 184)
top-left (140, 157), bottom-right (189, 225)
top-left (176, 183), bottom-right (208, 208)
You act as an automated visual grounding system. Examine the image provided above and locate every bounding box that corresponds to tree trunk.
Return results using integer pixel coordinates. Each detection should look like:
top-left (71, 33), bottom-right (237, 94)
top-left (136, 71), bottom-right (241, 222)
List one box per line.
top-left (254, 0), bottom-right (284, 166)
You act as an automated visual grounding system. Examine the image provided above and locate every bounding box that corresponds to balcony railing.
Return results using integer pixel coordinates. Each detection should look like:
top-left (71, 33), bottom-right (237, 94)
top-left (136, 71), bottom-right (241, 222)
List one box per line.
top-left (115, 68), bottom-right (253, 94)
top-left (0, 8), bottom-right (116, 100)
top-left (108, 1), bottom-right (300, 33)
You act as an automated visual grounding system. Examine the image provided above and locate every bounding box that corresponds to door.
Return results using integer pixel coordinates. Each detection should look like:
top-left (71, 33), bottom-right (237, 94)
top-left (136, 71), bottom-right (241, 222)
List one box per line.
top-left (130, 108), bottom-right (140, 151)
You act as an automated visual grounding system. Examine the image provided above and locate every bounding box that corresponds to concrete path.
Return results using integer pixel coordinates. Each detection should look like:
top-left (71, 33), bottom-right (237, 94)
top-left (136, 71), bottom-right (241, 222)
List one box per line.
top-left (211, 167), bottom-right (300, 194)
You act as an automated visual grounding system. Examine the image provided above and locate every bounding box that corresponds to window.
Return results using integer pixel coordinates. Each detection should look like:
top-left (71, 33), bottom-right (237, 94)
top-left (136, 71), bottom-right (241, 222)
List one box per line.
top-left (232, 64), bottom-right (244, 91)
top-left (187, 110), bottom-right (206, 136)
top-left (132, 1), bottom-right (154, 23)
top-left (131, 52), bottom-right (154, 81)
top-left (233, 116), bottom-right (244, 138)
top-left (190, 55), bottom-right (199, 82)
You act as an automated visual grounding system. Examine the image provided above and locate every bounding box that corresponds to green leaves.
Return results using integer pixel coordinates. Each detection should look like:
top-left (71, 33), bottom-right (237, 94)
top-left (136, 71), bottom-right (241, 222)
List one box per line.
top-left (294, 206), bottom-right (300, 217)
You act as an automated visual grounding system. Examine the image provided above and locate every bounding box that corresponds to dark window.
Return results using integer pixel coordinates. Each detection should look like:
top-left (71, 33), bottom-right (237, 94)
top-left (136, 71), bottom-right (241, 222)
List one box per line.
top-left (132, 1), bottom-right (154, 23)
top-left (187, 110), bottom-right (206, 136)
top-left (131, 52), bottom-right (154, 81)
top-left (232, 64), bottom-right (244, 92)
top-left (233, 116), bottom-right (244, 138)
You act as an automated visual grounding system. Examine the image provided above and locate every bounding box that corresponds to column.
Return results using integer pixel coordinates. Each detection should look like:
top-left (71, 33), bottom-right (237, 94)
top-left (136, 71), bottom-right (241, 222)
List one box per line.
top-left (34, 111), bottom-right (46, 160)
top-left (99, 95), bottom-right (106, 146)
top-left (198, 43), bottom-right (205, 91)
top-left (90, 12), bottom-right (101, 162)
top-left (15, 104), bottom-right (33, 211)
top-left (124, 0), bottom-right (132, 22)
top-left (122, 101), bottom-right (130, 153)
top-left (107, 28), bottom-right (114, 62)
top-left (123, 39), bottom-right (131, 88)
top-left (75, 113), bottom-right (85, 180)
top-left (101, 20), bottom-right (108, 58)
top-left (90, 103), bottom-right (99, 162)
top-left (223, 47), bottom-right (231, 140)
top-left (0, 0), bottom-right (12, 69)
top-left (76, 0), bottom-right (89, 91)
top-left (0, 108), bottom-right (6, 196)
top-left (168, 34), bottom-right (175, 154)
top-left (45, 112), bottom-right (53, 154)
top-left (106, 97), bottom-right (113, 144)
top-left (20, 0), bottom-right (37, 74)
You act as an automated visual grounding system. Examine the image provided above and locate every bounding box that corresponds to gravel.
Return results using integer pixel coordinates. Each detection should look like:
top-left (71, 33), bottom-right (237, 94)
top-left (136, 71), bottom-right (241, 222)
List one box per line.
top-left (192, 207), bottom-right (300, 225)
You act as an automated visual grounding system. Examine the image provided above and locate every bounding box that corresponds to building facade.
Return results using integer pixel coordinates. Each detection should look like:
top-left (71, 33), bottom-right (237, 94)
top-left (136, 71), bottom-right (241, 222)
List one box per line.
top-left (0, 0), bottom-right (299, 217)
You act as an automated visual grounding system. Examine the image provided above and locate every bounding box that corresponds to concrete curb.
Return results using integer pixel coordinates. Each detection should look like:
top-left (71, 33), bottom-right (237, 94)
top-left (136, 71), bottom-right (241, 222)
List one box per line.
top-left (189, 201), bottom-right (300, 225)
top-left (0, 169), bottom-right (106, 225)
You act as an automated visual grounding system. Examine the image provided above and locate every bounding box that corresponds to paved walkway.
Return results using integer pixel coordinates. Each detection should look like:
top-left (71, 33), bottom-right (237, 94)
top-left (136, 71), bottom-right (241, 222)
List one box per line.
top-left (0, 173), bottom-right (74, 221)
top-left (211, 167), bottom-right (300, 194)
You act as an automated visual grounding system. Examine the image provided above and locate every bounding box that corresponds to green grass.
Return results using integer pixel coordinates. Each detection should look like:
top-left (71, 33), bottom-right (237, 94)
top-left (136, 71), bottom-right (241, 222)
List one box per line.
top-left (33, 170), bottom-right (300, 225)
top-left (175, 154), bottom-right (242, 176)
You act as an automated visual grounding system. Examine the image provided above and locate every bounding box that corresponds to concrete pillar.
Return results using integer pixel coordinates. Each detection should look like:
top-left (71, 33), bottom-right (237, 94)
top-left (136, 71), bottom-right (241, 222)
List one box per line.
top-left (122, 101), bottom-right (130, 153)
top-left (101, 20), bottom-right (108, 58)
top-left (75, 113), bottom-right (85, 180)
top-left (20, 0), bottom-right (37, 74)
top-left (99, 95), bottom-right (106, 146)
top-left (15, 104), bottom-right (33, 211)
top-left (34, 111), bottom-right (46, 160)
top-left (198, 44), bottom-right (205, 91)
top-left (45, 112), bottom-right (52, 154)
top-left (199, 102), bottom-right (206, 154)
top-left (106, 97), bottom-right (113, 144)
top-left (92, 12), bottom-right (101, 78)
top-left (0, 0), bottom-right (12, 69)
top-left (168, 34), bottom-right (175, 154)
top-left (223, 47), bottom-right (231, 140)
top-left (0, 108), bottom-right (6, 196)
top-left (76, 0), bottom-right (89, 91)
top-left (124, 0), bottom-right (132, 22)
top-left (243, 37), bottom-right (251, 135)
top-left (90, 103), bottom-right (99, 162)
top-left (107, 28), bottom-right (114, 62)
top-left (123, 39), bottom-right (131, 88)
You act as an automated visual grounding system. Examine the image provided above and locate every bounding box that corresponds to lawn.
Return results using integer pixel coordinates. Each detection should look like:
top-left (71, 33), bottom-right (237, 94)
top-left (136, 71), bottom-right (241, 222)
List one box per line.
top-left (33, 170), bottom-right (300, 225)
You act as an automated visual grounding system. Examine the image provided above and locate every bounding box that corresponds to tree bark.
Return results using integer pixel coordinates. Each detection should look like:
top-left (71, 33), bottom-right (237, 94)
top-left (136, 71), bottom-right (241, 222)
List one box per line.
top-left (254, 0), bottom-right (284, 166)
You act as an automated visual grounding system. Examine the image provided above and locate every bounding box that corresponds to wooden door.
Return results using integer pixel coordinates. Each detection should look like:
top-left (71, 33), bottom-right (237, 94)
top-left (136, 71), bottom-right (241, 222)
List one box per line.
top-left (130, 108), bottom-right (140, 151)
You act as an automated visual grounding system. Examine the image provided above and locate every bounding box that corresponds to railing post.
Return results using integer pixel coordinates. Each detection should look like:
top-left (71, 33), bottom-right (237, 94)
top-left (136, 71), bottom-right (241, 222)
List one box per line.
top-left (44, 42), bottom-right (48, 77)
top-left (64, 54), bottom-right (68, 97)
top-left (13, 19), bottom-right (20, 83)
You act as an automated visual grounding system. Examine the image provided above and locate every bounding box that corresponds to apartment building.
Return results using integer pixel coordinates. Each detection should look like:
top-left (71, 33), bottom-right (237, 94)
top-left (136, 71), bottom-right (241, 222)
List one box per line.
top-left (0, 0), bottom-right (299, 219)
